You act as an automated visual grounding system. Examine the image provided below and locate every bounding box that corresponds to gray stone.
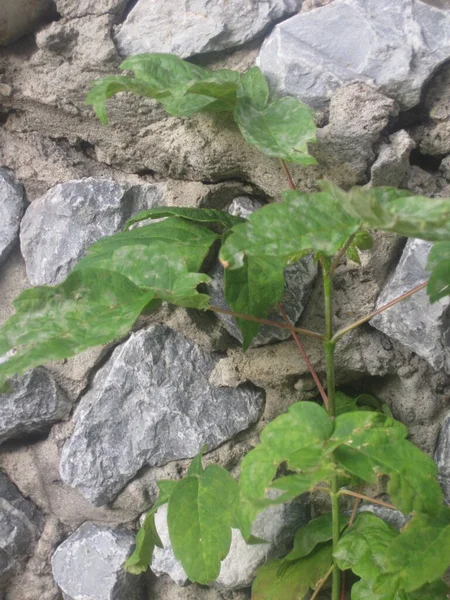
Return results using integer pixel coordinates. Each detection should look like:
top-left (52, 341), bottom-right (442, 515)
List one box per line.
top-left (357, 504), bottom-right (408, 530)
top-left (257, 0), bottom-right (450, 110)
top-left (20, 178), bottom-right (165, 286)
top-left (60, 325), bottom-right (264, 506)
top-left (435, 413), bottom-right (450, 504)
top-left (0, 368), bottom-right (71, 445)
top-left (114, 0), bottom-right (301, 58)
top-left (151, 500), bottom-right (309, 590)
top-left (419, 61), bottom-right (450, 156)
top-left (371, 239), bottom-right (450, 374)
top-left (369, 131), bottom-right (416, 188)
top-left (0, 0), bottom-right (54, 46)
top-left (51, 523), bottom-right (144, 600)
top-left (0, 472), bottom-right (43, 590)
top-left (208, 197), bottom-right (317, 346)
top-left (0, 169), bottom-right (25, 267)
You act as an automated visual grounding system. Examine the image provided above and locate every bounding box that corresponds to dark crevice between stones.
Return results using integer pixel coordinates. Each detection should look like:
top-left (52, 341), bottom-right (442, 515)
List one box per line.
top-left (387, 102), bottom-right (427, 134)
top-left (410, 148), bottom-right (444, 173)
top-left (120, 0), bottom-right (140, 23)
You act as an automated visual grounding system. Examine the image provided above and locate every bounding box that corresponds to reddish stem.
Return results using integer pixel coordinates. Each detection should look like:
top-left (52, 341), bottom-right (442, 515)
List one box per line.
top-left (281, 160), bottom-right (296, 190)
top-left (278, 303), bottom-right (329, 410)
top-left (341, 497), bottom-right (362, 600)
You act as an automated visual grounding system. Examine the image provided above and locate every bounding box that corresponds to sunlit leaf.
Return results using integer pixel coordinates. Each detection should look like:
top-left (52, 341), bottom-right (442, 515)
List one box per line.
top-left (239, 66), bottom-right (269, 110)
top-left (285, 513), bottom-right (350, 562)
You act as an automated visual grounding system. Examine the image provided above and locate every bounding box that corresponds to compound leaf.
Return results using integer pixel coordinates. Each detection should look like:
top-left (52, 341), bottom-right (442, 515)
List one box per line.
top-left (285, 513), bottom-right (350, 562)
top-left (233, 96), bottom-right (317, 165)
top-left (239, 66), bottom-right (269, 110)
top-left (224, 254), bottom-right (286, 349)
top-left (74, 217), bottom-right (219, 309)
top-left (0, 269), bottom-right (154, 387)
top-left (251, 544), bottom-right (333, 600)
top-left (220, 190), bottom-right (360, 270)
top-left (426, 242), bottom-right (450, 303)
top-left (168, 464), bottom-right (238, 584)
top-left (330, 412), bottom-right (443, 515)
top-left (125, 206), bottom-right (244, 230)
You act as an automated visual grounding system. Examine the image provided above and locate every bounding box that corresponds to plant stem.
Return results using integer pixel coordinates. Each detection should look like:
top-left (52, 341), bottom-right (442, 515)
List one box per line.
top-left (331, 280), bottom-right (428, 343)
top-left (278, 303), bottom-right (329, 410)
top-left (281, 160), bottom-right (296, 190)
top-left (310, 564), bottom-right (335, 600)
top-left (338, 489), bottom-right (396, 510)
top-left (327, 231), bottom-right (359, 277)
top-left (208, 305), bottom-right (324, 340)
top-left (322, 261), bottom-right (340, 600)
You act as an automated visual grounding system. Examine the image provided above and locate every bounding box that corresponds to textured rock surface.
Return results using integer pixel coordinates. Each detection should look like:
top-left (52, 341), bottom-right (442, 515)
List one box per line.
top-left (0, 368), bottom-right (71, 445)
top-left (0, 472), bottom-right (43, 590)
top-left (369, 130), bottom-right (416, 188)
top-left (0, 0), bottom-right (54, 46)
top-left (51, 523), bottom-right (144, 600)
top-left (435, 413), bottom-right (450, 503)
top-left (20, 178), bottom-right (165, 285)
top-left (114, 0), bottom-right (301, 58)
top-left (357, 504), bottom-right (408, 530)
top-left (258, 0), bottom-right (450, 109)
top-left (60, 325), bottom-right (264, 505)
top-left (208, 197), bottom-right (317, 346)
top-left (0, 169), bottom-right (26, 266)
top-left (419, 61), bottom-right (450, 156)
top-left (152, 501), bottom-right (309, 590)
top-left (371, 239), bottom-right (450, 374)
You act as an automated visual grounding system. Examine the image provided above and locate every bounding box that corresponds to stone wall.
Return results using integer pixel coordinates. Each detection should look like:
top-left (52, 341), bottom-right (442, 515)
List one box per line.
top-left (0, 1), bottom-right (450, 599)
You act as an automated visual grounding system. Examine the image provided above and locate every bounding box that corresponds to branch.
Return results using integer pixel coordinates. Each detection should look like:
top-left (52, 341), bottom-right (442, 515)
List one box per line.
top-left (279, 303), bottom-right (329, 410)
top-left (331, 280), bottom-right (428, 343)
top-left (338, 489), bottom-right (396, 510)
top-left (281, 160), bottom-right (296, 190)
top-left (310, 564), bottom-right (335, 600)
top-left (327, 230), bottom-right (359, 277)
top-left (209, 305), bottom-right (324, 340)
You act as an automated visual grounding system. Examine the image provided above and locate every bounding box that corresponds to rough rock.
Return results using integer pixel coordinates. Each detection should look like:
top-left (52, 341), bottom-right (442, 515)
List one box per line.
top-left (0, 169), bottom-right (26, 266)
top-left (357, 504), bottom-right (408, 530)
top-left (371, 238), bottom-right (450, 375)
top-left (114, 0), bottom-right (302, 58)
top-left (419, 61), bottom-right (450, 156)
top-left (369, 130), bottom-right (416, 188)
top-left (60, 325), bottom-right (264, 506)
top-left (0, 472), bottom-right (43, 591)
top-left (151, 500), bottom-right (309, 590)
top-left (0, 0), bottom-right (54, 46)
top-left (258, 0), bottom-right (450, 110)
top-left (51, 522), bottom-right (145, 600)
top-left (435, 412), bottom-right (450, 503)
top-left (20, 178), bottom-right (165, 285)
top-left (0, 368), bottom-right (71, 445)
top-left (54, 0), bottom-right (128, 19)
top-left (208, 197), bottom-right (317, 346)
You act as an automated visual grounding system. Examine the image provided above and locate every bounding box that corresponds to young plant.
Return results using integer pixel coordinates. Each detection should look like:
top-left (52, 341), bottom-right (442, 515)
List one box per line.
top-left (1, 54), bottom-right (450, 599)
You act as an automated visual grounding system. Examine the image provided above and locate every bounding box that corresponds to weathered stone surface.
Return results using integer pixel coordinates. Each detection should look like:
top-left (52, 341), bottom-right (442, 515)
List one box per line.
top-left (0, 169), bottom-right (26, 266)
top-left (0, 368), bottom-right (71, 445)
top-left (0, 472), bottom-right (43, 590)
top-left (435, 412), bottom-right (450, 503)
top-left (114, 0), bottom-right (301, 58)
top-left (258, 0), bottom-right (450, 110)
top-left (369, 130), bottom-right (416, 188)
top-left (54, 0), bottom-right (128, 19)
top-left (419, 61), bottom-right (450, 156)
top-left (357, 504), bottom-right (408, 530)
top-left (20, 178), bottom-right (165, 286)
top-left (0, 0), bottom-right (54, 46)
top-left (51, 523), bottom-right (144, 600)
top-left (151, 500), bottom-right (309, 590)
top-left (60, 325), bottom-right (264, 505)
top-left (208, 197), bottom-right (317, 346)
top-left (371, 239), bottom-right (450, 374)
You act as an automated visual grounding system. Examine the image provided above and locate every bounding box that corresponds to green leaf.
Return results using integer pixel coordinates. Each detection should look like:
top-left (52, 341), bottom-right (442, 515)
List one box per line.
top-left (168, 464), bottom-right (238, 584)
top-left (409, 580), bottom-right (450, 599)
top-left (125, 206), bottom-right (244, 231)
top-left (345, 230), bottom-right (374, 265)
top-left (187, 70), bottom-right (241, 112)
top-left (239, 66), bottom-right (269, 110)
top-left (426, 242), bottom-right (450, 302)
top-left (322, 181), bottom-right (450, 241)
top-left (0, 269), bottom-right (154, 387)
top-left (334, 391), bottom-right (381, 416)
top-left (220, 190), bottom-right (360, 270)
top-left (350, 579), bottom-right (409, 600)
top-left (330, 411), bottom-right (443, 515)
top-left (238, 402), bottom-right (334, 539)
top-left (251, 544), bottom-right (333, 600)
top-left (73, 218), bottom-right (219, 309)
top-left (233, 97), bottom-right (317, 165)
top-left (187, 444), bottom-right (207, 476)
top-left (224, 255), bottom-right (286, 349)
top-left (285, 513), bottom-right (350, 562)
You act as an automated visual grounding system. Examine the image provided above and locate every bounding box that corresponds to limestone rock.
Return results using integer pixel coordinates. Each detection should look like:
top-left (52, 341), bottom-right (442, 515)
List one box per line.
top-left (0, 169), bottom-right (26, 266)
top-left (257, 0), bottom-right (450, 110)
top-left (435, 413), bottom-right (450, 504)
top-left (369, 131), bottom-right (416, 188)
top-left (208, 197), bottom-right (317, 346)
top-left (357, 504), bottom-right (408, 530)
top-left (0, 368), bottom-right (71, 445)
top-left (20, 178), bottom-right (165, 286)
top-left (419, 61), bottom-right (450, 156)
top-left (51, 523), bottom-right (144, 600)
top-left (114, 0), bottom-right (301, 58)
top-left (54, 0), bottom-right (128, 19)
top-left (151, 500), bottom-right (309, 590)
top-left (0, 472), bottom-right (43, 590)
top-left (0, 0), bottom-right (54, 46)
top-left (60, 325), bottom-right (264, 506)
top-left (371, 239), bottom-right (450, 375)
